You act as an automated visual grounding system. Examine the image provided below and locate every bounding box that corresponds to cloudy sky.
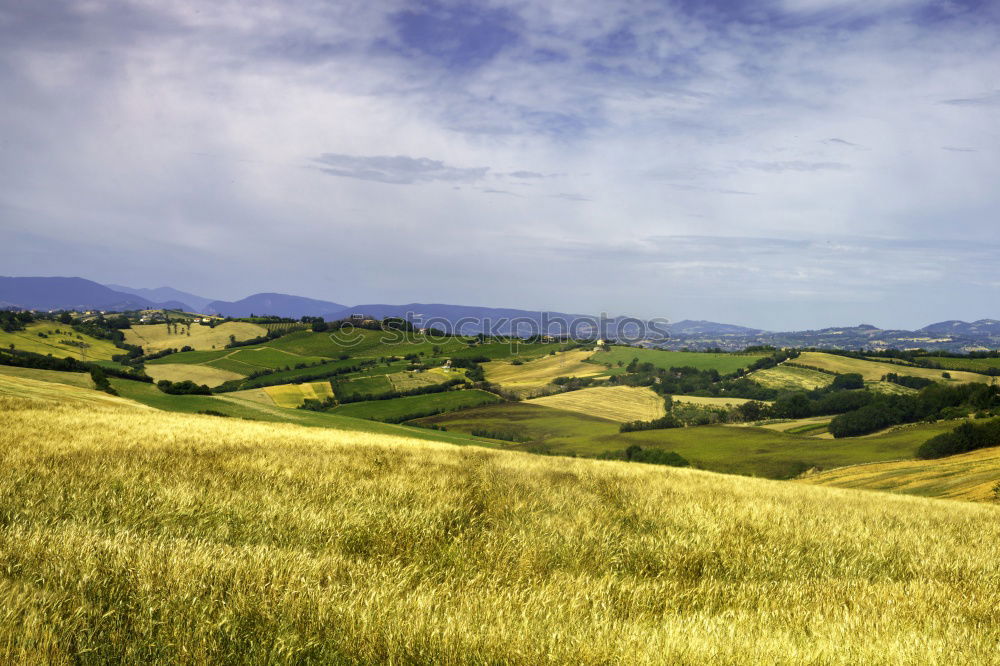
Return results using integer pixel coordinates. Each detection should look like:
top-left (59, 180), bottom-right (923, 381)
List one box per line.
top-left (1, 0), bottom-right (998, 330)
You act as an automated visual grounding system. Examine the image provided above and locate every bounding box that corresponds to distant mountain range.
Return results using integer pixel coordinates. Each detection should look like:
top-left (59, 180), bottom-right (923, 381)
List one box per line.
top-left (0, 277), bottom-right (189, 312)
top-left (104, 284), bottom-right (217, 312)
top-left (0, 276), bottom-right (997, 351)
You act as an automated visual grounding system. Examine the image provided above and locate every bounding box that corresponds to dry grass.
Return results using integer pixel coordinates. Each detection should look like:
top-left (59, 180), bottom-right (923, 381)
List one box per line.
top-left (794, 352), bottom-right (991, 384)
top-left (124, 321), bottom-right (267, 353)
top-left (671, 394), bottom-right (760, 407)
top-left (484, 350), bottom-right (604, 395)
top-left (749, 365), bottom-right (835, 391)
top-left (0, 322), bottom-right (121, 362)
top-left (528, 386), bottom-right (666, 422)
top-left (2, 395), bottom-right (1000, 663)
top-left (144, 363), bottom-right (243, 388)
top-left (801, 446), bottom-right (1000, 502)
top-left (0, 372), bottom-right (148, 409)
top-left (263, 381), bottom-right (335, 408)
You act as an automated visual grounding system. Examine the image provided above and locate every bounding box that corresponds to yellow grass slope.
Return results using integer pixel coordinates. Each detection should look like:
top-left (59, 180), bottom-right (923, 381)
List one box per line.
top-left (263, 381), bottom-right (335, 408)
top-left (749, 364), bottom-right (835, 391)
top-left (0, 372), bottom-right (149, 409)
top-left (528, 386), bottom-right (666, 422)
top-left (484, 350), bottom-right (603, 394)
top-left (2, 396), bottom-right (1000, 663)
top-left (0, 321), bottom-right (121, 361)
top-left (143, 363), bottom-right (243, 387)
top-left (124, 321), bottom-right (267, 353)
top-left (794, 351), bottom-right (991, 384)
top-left (801, 446), bottom-right (1000, 502)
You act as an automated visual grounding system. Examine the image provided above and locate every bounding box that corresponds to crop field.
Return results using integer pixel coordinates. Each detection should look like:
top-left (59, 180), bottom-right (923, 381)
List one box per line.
top-left (758, 416), bottom-right (833, 434)
top-left (528, 386), bottom-right (666, 423)
top-left (670, 395), bottom-right (761, 407)
top-left (263, 329), bottom-right (468, 359)
top-left (0, 370), bottom-right (145, 408)
top-left (591, 347), bottom-right (769, 374)
top-left (263, 381), bottom-right (335, 408)
top-left (3, 395), bottom-right (1000, 663)
top-left (448, 341), bottom-right (564, 361)
top-left (484, 350), bottom-right (605, 395)
top-left (417, 403), bottom-right (963, 478)
top-left (330, 389), bottom-right (501, 422)
top-left (386, 367), bottom-right (456, 391)
top-left (801, 445), bottom-right (1000, 502)
top-left (792, 352), bottom-right (991, 384)
top-left (748, 364), bottom-right (835, 391)
top-left (920, 356), bottom-right (1000, 374)
top-left (124, 321), bottom-right (267, 353)
top-left (335, 375), bottom-right (394, 400)
top-left (143, 363), bottom-right (243, 388)
top-left (0, 321), bottom-right (121, 362)
top-left (867, 380), bottom-right (919, 395)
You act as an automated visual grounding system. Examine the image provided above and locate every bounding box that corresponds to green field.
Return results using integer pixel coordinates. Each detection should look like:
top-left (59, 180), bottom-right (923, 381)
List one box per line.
top-left (0, 322), bottom-right (122, 362)
top-left (335, 375), bottom-right (394, 400)
top-left (591, 347), bottom-right (768, 374)
top-left (414, 402), bottom-right (964, 478)
top-left (330, 389), bottom-right (501, 422)
top-left (149, 347), bottom-right (329, 376)
top-left (227, 358), bottom-right (363, 391)
top-left (919, 356), bottom-right (1000, 374)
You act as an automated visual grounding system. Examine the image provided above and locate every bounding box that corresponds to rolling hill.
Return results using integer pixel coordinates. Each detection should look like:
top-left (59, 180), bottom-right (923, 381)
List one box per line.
top-left (2, 386), bottom-right (999, 663)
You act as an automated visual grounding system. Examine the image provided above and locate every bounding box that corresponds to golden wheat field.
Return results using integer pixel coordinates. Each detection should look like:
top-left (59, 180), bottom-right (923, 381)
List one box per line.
top-left (143, 362), bottom-right (244, 387)
top-left (748, 364), bottom-right (836, 391)
top-left (2, 390), bottom-right (1000, 664)
top-left (263, 380), bottom-right (336, 408)
top-left (794, 352), bottom-right (991, 384)
top-left (801, 446), bottom-right (1000, 502)
top-left (483, 350), bottom-right (604, 395)
top-left (528, 385), bottom-right (666, 422)
top-left (124, 321), bottom-right (267, 353)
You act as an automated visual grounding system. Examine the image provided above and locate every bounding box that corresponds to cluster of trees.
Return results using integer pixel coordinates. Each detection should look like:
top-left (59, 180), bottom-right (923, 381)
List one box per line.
top-left (470, 428), bottom-right (527, 442)
top-left (619, 414), bottom-right (682, 433)
top-left (450, 357), bottom-right (486, 382)
top-left (0, 348), bottom-right (152, 382)
top-left (917, 418), bottom-right (1000, 459)
top-left (882, 373), bottom-right (935, 390)
top-left (829, 382), bottom-right (999, 438)
top-left (0, 310), bottom-right (32, 332)
top-left (156, 379), bottom-right (211, 395)
top-left (89, 367), bottom-right (117, 395)
top-left (609, 359), bottom-right (779, 401)
top-left (599, 445), bottom-right (690, 467)
top-left (224, 329), bottom-right (286, 348)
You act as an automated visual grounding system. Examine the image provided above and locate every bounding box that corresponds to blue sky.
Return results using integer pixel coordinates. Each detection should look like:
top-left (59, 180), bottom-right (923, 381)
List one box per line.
top-left (1, 0), bottom-right (998, 329)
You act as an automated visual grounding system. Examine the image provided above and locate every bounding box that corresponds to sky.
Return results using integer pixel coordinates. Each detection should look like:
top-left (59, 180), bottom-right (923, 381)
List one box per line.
top-left (1, 0), bottom-right (998, 331)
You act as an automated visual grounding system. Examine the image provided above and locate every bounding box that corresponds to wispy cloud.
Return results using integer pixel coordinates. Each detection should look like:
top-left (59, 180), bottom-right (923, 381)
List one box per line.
top-left (939, 90), bottom-right (1000, 106)
top-left (312, 154), bottom-right (488, 185)
top-left (736, 161), bottom-right (851, 173)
